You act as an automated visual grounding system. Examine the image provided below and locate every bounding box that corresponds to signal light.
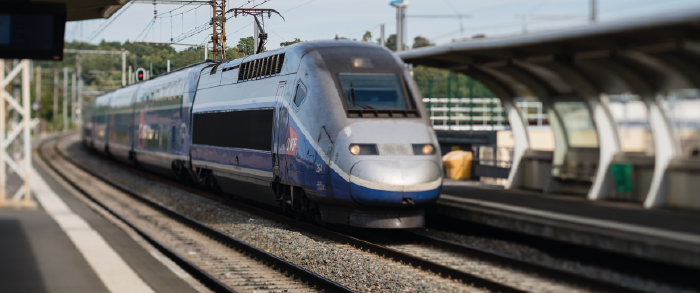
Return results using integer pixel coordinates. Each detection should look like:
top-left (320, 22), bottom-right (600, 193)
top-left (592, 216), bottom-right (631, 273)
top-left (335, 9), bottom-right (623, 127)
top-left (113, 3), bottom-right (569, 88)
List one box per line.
top-left (135, 68), bottom-right (146, 81)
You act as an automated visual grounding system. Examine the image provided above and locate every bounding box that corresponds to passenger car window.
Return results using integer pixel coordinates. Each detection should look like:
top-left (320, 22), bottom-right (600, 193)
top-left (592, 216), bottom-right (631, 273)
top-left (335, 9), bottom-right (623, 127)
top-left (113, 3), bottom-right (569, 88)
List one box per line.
top-left (294, 83), bottom-right (307, 107)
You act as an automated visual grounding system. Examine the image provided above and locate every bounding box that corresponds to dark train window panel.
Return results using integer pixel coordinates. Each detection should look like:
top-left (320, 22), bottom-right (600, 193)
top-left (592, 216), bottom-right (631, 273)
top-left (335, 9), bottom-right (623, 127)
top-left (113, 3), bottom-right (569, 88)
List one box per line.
top-left (294, 83), bottom-right (307, 107)
top-left (192, 109), bottom-right (274, 151)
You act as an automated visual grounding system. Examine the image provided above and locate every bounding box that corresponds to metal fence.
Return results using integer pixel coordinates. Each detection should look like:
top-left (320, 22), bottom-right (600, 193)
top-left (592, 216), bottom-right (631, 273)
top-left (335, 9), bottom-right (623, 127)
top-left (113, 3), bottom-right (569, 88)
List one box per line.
top-left (423, 98), bottom-right (548, 130)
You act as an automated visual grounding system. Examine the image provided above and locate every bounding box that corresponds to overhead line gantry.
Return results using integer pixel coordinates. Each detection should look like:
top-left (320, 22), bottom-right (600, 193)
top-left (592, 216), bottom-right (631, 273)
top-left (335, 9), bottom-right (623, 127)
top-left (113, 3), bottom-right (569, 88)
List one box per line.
top-left (132, 0), bottom-right (227, 59)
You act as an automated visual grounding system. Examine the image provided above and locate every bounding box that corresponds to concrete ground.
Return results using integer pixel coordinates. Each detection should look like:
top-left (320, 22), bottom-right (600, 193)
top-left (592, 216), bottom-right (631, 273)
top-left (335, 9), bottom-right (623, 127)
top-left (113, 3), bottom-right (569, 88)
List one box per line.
top-left (0, 159), bottom-right (202, 293)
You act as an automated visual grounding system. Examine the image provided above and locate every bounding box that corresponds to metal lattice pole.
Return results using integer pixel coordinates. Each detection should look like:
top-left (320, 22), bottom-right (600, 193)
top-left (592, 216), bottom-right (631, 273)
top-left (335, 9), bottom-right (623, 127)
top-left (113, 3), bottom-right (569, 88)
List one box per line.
top-left (211, 0), bottom-right (226, 59)
top-left (0, 59), bottom-right (36, 208)
top-left (0, 60), bottom-right (5, 206)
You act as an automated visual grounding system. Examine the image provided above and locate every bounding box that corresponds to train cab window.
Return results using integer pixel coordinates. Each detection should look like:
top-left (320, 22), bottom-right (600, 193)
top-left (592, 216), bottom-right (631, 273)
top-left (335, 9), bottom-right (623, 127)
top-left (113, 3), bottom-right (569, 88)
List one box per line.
top-left (337, 73), bottom-right (409, 110)
top-left (294, 83), bottom-right (307, 107)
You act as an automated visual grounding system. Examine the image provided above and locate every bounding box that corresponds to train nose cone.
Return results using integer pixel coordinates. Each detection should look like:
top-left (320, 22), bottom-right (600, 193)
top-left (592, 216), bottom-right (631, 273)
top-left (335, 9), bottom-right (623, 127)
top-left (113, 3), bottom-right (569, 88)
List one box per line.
top-left (349, 160), bottom-right (442, 207)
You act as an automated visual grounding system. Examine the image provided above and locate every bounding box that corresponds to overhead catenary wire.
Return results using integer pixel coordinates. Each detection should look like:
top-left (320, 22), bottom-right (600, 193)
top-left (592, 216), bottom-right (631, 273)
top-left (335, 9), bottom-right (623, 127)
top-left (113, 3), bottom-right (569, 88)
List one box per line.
top-left (283, 0), bottom-right (319, 13)
top-left (136, 19), bottom-right (156, 41)
top-left (266, 26), bottom-right (286, 43)
top-left (341, 24), bottom-right (381, 39)
top-left (88, 2), bottom-right (134, 42)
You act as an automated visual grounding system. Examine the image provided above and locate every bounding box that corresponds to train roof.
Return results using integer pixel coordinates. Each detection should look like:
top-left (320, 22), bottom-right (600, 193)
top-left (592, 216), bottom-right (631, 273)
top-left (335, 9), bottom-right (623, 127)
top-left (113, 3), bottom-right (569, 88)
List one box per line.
top-left (222, 40), bottom-right (394, 66)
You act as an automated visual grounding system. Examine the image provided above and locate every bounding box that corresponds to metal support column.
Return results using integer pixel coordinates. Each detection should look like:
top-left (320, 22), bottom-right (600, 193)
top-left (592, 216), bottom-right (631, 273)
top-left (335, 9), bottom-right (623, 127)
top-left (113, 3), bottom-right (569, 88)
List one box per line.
top-left (35, 66), bottom-right (41, 136)
top-left (63, 67), bottom-right (68, 132)
top-left (544, 61), bottom-right (621, 200)
top-left (0, 60), bottom-right (4, 205)
top-left (0, 59), bottom-right (36, 208)
top-left (462, 68), bottom-right (529, 189)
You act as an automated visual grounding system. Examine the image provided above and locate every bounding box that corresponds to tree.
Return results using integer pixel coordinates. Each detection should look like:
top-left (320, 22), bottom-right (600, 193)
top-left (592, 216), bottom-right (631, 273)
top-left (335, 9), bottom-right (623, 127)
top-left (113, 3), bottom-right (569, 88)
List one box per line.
top-left (237, 36), bottom-right (255, 56)
top-left (362, 31), bottom-right (372, 42)
top-left (412, 65), bottom-right (494, 98)
top-left (237, 36), bottom-right (266, 55)
top-left (384, 34), bottom-right (397, 51)
top-left (280, 38), bottom-right (302, 47)
top-left (412, 36), bottom-right (432, 49)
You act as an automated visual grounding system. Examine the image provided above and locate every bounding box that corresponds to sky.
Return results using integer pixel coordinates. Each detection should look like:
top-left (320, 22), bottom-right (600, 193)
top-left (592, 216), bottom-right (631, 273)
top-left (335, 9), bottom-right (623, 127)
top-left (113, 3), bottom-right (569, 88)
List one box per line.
top-left (65, 0), bottom-right (700, 51)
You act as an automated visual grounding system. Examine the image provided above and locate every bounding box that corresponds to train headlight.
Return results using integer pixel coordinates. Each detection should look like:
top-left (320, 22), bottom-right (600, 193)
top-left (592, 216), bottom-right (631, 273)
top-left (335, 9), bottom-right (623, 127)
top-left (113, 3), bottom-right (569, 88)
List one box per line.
top-left (350, 145), bottom-right (361, 155)
top-left (349, 144), bottom-right (378, 155)
top-left (413, 144), bottom-right (435, 155)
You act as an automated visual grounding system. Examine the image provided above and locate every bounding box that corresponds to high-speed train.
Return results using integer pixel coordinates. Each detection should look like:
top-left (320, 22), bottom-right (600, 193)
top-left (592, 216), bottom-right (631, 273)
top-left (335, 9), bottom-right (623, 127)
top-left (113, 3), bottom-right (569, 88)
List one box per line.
top-left (82, 40), bottom-right (442, 228)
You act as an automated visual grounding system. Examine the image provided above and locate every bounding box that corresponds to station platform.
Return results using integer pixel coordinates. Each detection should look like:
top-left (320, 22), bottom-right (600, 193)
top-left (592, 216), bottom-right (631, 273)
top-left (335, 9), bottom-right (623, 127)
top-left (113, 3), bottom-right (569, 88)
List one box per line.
top-left (430, 180), bottom-right (700, 270)
top-left (0, 149), bottom-right (205, 293)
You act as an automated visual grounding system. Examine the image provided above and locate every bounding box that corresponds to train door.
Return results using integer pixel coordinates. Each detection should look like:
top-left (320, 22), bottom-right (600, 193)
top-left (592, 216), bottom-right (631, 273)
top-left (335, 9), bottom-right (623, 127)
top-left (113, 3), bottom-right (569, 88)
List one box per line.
top-left (274, 82), bottom-right (287, 180)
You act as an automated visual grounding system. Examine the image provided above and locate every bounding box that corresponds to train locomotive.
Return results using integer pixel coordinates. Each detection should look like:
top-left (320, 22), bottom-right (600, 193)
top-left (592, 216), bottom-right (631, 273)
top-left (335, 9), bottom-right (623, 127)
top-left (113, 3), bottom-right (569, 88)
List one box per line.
top-left (82, 40), bottom-right (442, 228)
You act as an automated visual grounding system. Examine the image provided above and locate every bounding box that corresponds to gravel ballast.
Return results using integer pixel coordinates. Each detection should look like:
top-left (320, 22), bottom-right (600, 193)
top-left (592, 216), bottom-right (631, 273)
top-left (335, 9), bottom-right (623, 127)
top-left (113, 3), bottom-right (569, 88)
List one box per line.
top-left (61, 137), bottom-right (483, 293)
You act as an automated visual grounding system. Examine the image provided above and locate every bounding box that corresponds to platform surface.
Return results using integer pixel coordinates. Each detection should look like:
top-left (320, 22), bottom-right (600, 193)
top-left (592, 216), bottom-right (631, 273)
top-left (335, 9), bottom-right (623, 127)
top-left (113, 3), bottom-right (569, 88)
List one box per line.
top-left (0, 153), bottom-right (201, 293)
top-left (433, 179), bottom-right (700, 269)
top-left (440, 180), bottom-right (700, 236)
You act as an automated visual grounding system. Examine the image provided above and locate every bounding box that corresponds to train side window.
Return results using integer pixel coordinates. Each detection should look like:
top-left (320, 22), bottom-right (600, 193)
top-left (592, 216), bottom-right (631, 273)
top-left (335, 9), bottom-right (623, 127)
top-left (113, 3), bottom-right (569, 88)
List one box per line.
top-left (294, 82), bottom-right (307, 107)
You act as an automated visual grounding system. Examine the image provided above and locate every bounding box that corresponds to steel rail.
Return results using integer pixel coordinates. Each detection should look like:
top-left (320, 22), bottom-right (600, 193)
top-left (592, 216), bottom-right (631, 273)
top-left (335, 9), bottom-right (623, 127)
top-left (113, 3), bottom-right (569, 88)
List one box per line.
top-left (41, 133), bottom-right (353, 293)
top-left (63, 133), bottom-right (644, 293)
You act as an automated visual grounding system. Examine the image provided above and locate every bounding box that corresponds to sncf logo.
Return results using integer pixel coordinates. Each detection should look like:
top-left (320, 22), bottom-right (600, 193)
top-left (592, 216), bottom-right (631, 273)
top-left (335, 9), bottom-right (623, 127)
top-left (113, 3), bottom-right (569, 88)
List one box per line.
top-left (286, 126), bottom-right (298, 155)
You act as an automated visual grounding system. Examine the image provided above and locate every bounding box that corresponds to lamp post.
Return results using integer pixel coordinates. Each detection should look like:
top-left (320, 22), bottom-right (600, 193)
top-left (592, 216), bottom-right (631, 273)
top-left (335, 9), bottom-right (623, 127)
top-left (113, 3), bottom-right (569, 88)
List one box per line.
top-left (390, 0), bottom-right (407, 51)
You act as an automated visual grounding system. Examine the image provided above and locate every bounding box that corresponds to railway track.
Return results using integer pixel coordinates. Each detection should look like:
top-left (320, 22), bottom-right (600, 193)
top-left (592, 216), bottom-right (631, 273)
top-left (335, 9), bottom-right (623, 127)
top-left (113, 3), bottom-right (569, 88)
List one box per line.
top-left (38, 133), bottom-right (352, 293)
top-left (50, 132), bottom-right (651, 293)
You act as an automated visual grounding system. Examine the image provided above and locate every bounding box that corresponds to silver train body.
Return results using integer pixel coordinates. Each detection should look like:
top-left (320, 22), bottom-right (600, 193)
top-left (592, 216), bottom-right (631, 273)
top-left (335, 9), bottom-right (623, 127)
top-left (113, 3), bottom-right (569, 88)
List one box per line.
top-left (82, 40), bottom-right (442, 228)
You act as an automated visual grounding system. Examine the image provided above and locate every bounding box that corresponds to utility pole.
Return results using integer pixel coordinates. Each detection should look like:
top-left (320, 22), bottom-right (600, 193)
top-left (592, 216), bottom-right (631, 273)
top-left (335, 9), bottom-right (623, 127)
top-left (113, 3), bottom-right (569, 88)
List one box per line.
top-left (77, 79), bottom-right (83, 128)
top-left (71, 73), bottom-right (76, 126)
top-left (590, 0), bottom-right (597, 23)
top-left (390, 0), bottom-right (407, 51)
top-left (380, 24), bottom-right (385, 47)
top-left (53, 70), bottom-right (58, 125)
top-left (122, 50), bottom-right (127, 86)
top-left (211, 0), bottom-right (226, 60)
top-left (63, 67), bottom-right (68, 132)
top-left (167, 60), bottom-right (171, 72)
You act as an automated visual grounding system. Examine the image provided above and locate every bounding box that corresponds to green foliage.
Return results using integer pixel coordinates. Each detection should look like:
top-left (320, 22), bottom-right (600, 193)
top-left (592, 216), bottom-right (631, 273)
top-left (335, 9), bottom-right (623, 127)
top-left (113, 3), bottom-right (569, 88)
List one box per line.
top-left (237, 36), bottom-right (267, 55)
top-left (412, 36), bottom-right (432, 49)
top-left (280, 38), bottom-right (302, 47)
top-left (30, 38), bottom-right (263, 126)
top-left (412, 66), bottom-right (494, 98)
top-left (362, 31), bottom-right (372, 42)
top-left (238, 36), bottom-right (255, 56)
top-left (384, 34), bottom-right (397, 51)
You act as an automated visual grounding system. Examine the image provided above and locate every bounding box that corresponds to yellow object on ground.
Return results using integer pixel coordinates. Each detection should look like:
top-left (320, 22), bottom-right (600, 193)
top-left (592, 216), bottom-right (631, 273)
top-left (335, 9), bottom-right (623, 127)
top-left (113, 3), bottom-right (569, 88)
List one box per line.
top-left (442, 151), bottom-right (473, 180)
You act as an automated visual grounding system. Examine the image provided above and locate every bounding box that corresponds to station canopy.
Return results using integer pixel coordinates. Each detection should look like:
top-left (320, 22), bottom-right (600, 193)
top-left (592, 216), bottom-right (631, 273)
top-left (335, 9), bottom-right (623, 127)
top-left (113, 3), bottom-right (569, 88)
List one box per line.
top-left (398, 8), bottom-right (700, 97)
top-left (35, 0), bottom-right (128, 21)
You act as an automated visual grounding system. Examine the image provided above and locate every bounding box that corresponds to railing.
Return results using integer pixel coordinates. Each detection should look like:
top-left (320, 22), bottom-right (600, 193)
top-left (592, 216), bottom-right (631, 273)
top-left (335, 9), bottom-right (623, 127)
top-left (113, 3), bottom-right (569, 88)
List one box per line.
top-left (423, 98), bottom-right (549, 130)
top-left (472, 145), bottom-right (514, 185)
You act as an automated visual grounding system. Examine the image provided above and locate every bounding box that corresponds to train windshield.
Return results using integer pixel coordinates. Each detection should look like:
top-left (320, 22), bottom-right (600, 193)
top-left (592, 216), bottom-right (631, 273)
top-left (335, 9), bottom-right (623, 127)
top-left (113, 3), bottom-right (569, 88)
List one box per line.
top-left (337, 73), bottom-right (409, 110)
